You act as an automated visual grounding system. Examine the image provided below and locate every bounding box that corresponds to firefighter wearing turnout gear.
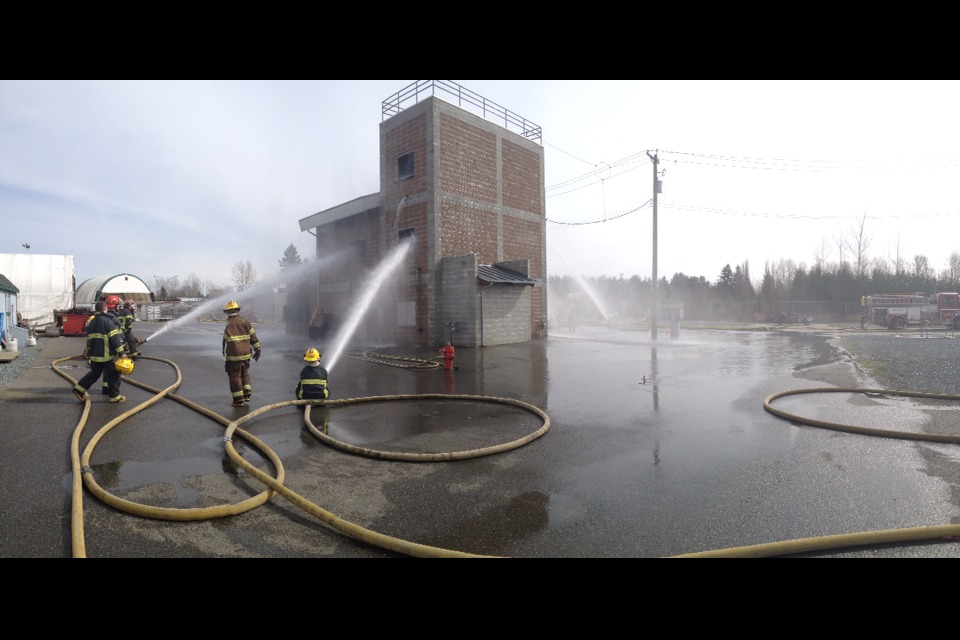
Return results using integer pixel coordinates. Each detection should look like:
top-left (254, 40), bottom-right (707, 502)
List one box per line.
top-left (100, 295), bottom-right (129, 396)
top-left (118, 299), bottom-right (144, 359)
top-left (295, 347), bottom-right (329, 404)
top-left (72, 297), bottom-right (129, 404)
top-left (222, 300), bottom-right (261, 407)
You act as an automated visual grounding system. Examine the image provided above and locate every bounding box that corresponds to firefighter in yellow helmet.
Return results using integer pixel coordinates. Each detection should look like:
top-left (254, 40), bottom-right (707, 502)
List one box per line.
top-left (295, 347), bottom-right (329, 404)
top-left (222, 300), bottom-right (261, 407)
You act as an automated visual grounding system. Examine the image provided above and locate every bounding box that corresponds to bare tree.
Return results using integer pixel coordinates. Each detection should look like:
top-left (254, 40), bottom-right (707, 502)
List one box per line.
top-left (947, 251), bottom-right (960, 283)
top-left (231, 260), bottom-right (257, 292)
top-left (180, 273), bottom-right (202, 298)
top-left (892, 235), bottom-right (907, 275)
top-left (913, 254), bottom-right (931, 279)
top-left (870, 256), bottom-right (889, 276)
top-left (813, 236), bottom-right (831, 270)
top-left (845, 210), bottom-right (871, 278)
top-left (204, 280), bottom-right (229, 299)
top-left (833, 232), bottom-right (846, 272)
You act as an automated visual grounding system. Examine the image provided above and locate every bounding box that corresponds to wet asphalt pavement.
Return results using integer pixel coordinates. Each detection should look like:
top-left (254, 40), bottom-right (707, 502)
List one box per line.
top-left (2, 319), bottom-right (959, 558)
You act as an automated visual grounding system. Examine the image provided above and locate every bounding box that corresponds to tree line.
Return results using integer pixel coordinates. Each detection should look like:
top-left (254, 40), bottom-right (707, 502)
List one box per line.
top-left (550, 217), bottom-right (960, 325)
top-left (151, 244), bottom-right (304, 301)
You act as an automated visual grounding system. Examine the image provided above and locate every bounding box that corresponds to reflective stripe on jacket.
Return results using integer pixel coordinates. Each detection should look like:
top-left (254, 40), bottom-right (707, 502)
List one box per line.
top-left (118, 307), bottom-right (134, 332)
top-left (222, 315), bottom-right (260, 362)
top-left (85, 312), bottom-right (126, 362)
top-left (296, 364), bottom-right (329, 400)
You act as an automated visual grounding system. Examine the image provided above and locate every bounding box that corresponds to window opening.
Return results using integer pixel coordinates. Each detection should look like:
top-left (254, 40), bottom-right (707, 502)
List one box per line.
top-left (396, 151), bottom-right (414, 181)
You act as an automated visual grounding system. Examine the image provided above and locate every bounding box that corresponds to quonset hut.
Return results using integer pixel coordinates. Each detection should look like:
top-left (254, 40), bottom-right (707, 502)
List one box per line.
top-left (75, 274), bottom-right (154, 309)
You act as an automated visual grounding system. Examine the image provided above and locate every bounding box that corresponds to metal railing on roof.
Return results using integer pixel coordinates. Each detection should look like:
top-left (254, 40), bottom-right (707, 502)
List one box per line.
top-left (382, 80), bottom-right (542, 143)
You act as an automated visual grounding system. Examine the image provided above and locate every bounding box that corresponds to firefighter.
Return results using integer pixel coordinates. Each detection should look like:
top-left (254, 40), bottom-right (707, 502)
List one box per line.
top-left (438, 341), bottom-right (456, 370)
top-left (72, 296), bottom-right (129, 404)
top-left (119, 299), bottom-right (145, 359)
top-left (99, 295), bottom-right (130, 395)
top-left (222, 300), bottom-right (261, 407)
top-left (295, 347), bottom-right (330, 404)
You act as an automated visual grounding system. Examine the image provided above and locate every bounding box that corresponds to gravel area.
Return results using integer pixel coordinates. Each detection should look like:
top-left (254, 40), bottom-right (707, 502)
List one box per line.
top-left (0, 337), bottom-right (47, 386)
top-left (837, 332), bottom-right (960, 395)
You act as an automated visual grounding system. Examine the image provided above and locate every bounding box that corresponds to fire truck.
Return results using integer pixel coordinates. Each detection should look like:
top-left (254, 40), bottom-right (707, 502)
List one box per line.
top-left (861, 292), bottom-right (960, 330)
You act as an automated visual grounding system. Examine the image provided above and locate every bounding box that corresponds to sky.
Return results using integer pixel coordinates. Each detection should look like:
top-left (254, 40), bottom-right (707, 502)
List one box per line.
top-left (3, 79), bottom-right (960, 294)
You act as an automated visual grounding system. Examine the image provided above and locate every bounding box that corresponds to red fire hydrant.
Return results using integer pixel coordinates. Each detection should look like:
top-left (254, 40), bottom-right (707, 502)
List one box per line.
top-left (439, 342), bottom-right (456, 370)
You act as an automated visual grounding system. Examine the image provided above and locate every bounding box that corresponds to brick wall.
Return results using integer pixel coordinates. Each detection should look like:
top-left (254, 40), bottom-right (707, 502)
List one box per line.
top-left (502, 139), bottom-right (542, 212)
top-left (439, 200), bottom-right (498, 262)
top-left (305, 93), bottom-right (548, 347)
top-left (438, 113), bottom-right (497, 203)
top-left (382, 112), bottom-right (428, 202)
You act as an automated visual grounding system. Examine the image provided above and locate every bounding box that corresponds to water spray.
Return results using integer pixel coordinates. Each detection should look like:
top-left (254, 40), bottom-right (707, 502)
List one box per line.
top-left (325, 237), bottom-right (414, 372)
top-left (140, 256), bottom-right (339, 343)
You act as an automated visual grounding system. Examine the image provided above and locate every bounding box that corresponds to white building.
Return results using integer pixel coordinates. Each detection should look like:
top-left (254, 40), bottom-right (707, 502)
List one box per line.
top-left (0, 254), bottom-right (75, 330)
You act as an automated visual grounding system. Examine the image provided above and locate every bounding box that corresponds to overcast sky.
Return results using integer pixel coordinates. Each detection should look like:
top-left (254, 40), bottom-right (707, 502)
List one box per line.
top-left (3, 80), bottom-right (960, 294)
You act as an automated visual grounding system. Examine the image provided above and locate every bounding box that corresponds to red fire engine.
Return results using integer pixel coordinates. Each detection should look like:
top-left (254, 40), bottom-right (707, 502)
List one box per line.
top-left (861, 292), bottom-right (960, 330)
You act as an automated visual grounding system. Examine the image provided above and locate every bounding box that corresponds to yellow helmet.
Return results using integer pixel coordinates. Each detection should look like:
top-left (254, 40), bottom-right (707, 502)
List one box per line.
top-left (114, 357), bottom-right (135, 375)
top-left (304, 348), bottom-right (321, 362)
top-left (224, 300), bottom-right (240, 313)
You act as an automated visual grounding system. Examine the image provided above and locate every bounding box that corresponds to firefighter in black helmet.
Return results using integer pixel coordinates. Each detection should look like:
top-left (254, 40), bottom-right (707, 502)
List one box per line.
top-left (222, 300), bottom-right (261, 407)
top-left (118, 299), bottom-right (144, 359)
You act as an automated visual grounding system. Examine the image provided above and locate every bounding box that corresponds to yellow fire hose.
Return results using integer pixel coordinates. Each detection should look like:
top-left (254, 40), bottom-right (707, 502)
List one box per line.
top-left (52, 354), bottom-right (960, 558)
top-left (51, 354), bottom-right (549, 558)
top-left (672, 387), bottom-right (960, 557)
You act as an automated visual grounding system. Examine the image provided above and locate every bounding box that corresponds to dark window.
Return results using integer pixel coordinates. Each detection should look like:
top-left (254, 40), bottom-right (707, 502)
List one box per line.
top-left (398, 227), bottom-right (415, 241)
top-left (397, 151), bottom-right (414, 181)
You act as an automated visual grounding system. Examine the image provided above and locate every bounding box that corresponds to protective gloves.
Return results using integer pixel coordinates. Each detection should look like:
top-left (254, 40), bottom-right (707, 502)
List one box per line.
top-left (254, 350), bottom-right (261, 362)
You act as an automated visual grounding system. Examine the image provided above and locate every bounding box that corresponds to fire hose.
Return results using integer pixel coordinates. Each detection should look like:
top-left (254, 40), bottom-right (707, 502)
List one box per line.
top-left (51, 354), bottom-right (549, 558)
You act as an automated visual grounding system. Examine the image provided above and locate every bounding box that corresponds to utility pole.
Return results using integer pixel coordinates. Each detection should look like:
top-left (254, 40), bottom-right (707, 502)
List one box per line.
top-left (647, 150), bottom-right (659, 341)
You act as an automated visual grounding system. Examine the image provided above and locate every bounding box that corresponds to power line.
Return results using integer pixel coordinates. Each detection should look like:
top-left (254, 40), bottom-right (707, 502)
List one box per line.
top-left (547, 201), bottom-right (651, 226)
top-left (544, 146), bottom-right (960, 226)
top-left (543, 140), bottom-right (595, 167)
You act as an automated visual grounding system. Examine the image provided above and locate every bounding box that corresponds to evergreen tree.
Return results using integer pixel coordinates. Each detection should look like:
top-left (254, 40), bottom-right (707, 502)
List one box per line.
top-left (279, 244), bottom-right (303, 272)
top-left (716, 264), bottom-right (735, 299)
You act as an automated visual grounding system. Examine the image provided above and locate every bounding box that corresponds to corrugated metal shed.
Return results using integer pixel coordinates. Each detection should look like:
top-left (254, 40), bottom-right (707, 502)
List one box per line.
top-left (477, 264), bottom-right (536, 286)
top-left (75, 274), bottom-right (153, 307)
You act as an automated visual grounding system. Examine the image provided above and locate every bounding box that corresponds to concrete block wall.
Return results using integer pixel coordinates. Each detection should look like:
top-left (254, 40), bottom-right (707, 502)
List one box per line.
top-left (440, 254), bottom-right (480, 347)
top-left (481, 285), bottom-right (532, 346)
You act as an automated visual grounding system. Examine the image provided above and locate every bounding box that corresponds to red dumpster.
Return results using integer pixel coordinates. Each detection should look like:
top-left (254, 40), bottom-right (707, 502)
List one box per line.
top-left (60, 312), bottom-right (90, 336)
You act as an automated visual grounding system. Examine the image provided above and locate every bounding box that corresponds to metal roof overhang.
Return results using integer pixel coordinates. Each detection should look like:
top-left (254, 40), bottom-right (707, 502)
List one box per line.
top-left (477, 264), bottom-right (536, 286)
top-left (299, 193), bottom-right (382, 232)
